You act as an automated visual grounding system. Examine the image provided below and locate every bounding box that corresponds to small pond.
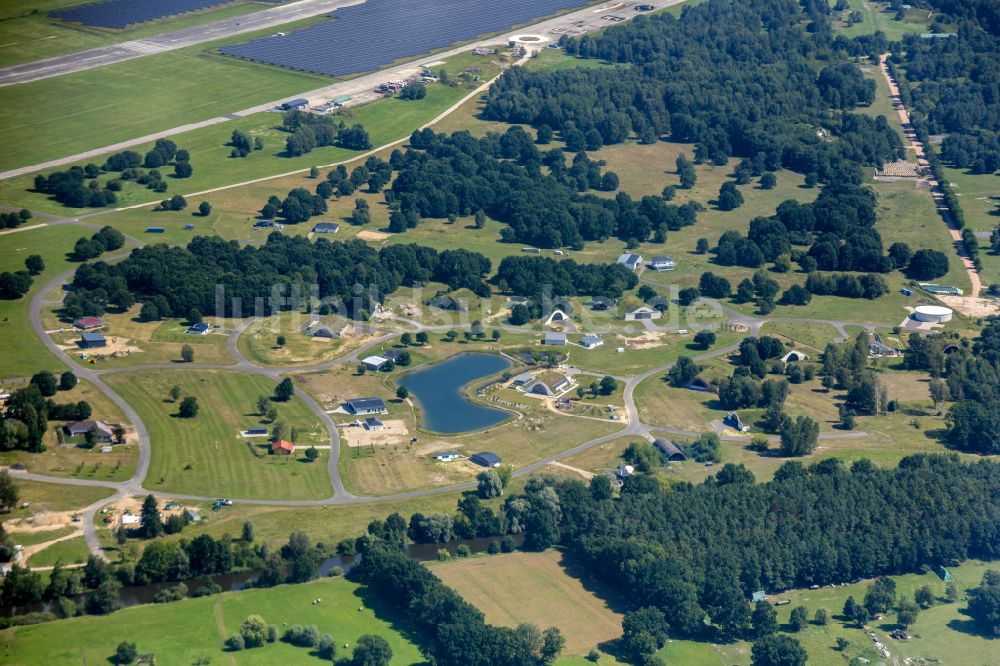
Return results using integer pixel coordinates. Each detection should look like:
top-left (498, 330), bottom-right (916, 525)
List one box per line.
top-left (397, 353), bottom-right (512, 434)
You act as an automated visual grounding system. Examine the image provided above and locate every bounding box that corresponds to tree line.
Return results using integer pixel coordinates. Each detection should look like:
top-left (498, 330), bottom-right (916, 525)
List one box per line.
top-left (65, 234), bottom-right (493, 320)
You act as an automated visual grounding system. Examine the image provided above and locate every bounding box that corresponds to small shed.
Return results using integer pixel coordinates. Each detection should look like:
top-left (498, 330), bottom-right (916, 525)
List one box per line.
top-left (145, 227), bottom-right (165, 233)
top-left (430, 295), bottom-right (466, 312)
top-left (435, 451), bottom-right (461, 462)
top-left (364, 417), bottom-right (384, 431)
top-left (245, 427), bottom-right (268, 437)
top-left (648, 256), bottom-right (675, 271)
top-left (686, 377), bottom-right (713, 392)
top-left (625, 306), bottom-right (662, 321)
top-left (580, 334), bottom-right (604, 349)
top-left (186, 322), bottom-right (210, 335)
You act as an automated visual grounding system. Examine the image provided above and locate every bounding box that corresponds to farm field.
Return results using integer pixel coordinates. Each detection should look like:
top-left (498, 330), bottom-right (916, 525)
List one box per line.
top-left (0, 576), bottom-right (425, 665)
top-left (430, 549), bottom-right (627, 657)
top-left (0, 0), bottom-right (269, 67)
top-left (103, 369), bottom-right (332, 500)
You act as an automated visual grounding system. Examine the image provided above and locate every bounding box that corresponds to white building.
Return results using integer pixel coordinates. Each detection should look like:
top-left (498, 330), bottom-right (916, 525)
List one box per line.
top-left (580, 334), bottom-right (604, 349)
top-left (624, 306), bottom-right (663, 321)
top-left (616, 253), bottom-right (643, 271)
top-left (648, 256), bottom-right (675, 271)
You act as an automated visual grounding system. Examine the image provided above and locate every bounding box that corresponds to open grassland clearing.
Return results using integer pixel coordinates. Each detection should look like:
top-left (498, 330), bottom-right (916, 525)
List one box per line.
top-left (0, 65), bottom-right (479, 215)
top-left (759, 321), bottom-right (845, 353)
top-left (430, 549), bottom-right (627, 657)
top-left (25, 534), bottom-right (89, 567)
top-left (0, 32), bottom-right (328, 174)
top-left (945, 166), bottom-right (1000, 287)
top-left (7, 479), bottom-right (114, 521)
top-left (238, 310), bottom-right (383, 367)
top-left (0, 0), bottom-right (269, 67)
top-left (0, 378), bottom-right (137, 482)
top-left (104, 369), bottom-right (331, 500)
top-left (833, 0), bottom-right (929, 41)
top-left (0, 576), bottom-right (424, 665)
top-left (48, 304), bottom-right (236, 368)
top-left (0, 222), bottom-right (87, 377)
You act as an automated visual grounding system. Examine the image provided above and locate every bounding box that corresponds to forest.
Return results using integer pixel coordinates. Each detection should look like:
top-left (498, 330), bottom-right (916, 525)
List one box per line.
top-left (905, 317), bottom-right (1000, 453)
top-left (896, 1), bottom-right (1000, 174)
top-left (66, 234), bottom-right (495, 319)
top-left (483, 0), bottom-right (903, 185)
top-left (387, 126), bottom-right (698, 248)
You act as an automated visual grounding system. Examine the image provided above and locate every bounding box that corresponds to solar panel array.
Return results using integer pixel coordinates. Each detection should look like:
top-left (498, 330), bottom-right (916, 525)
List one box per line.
top-left (51, 0), bottom-right (232, 29)
top-left (220, 0), bottom-right (589, 78)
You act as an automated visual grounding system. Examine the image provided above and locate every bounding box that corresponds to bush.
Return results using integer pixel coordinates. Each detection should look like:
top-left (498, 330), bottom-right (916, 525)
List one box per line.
top-left (318, 633), bottom-right (336, 659)
top-left (225, 634), bottom-right (245, 651)
top-left (114, 641), bottom-right (137, 664)
top-left (282, 624), bottom-right (320, 647)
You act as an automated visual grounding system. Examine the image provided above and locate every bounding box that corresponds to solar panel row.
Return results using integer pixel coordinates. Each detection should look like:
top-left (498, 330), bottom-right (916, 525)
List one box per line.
top-left (51, 0), bottom-right (232, 29)
top-left (220, 0), bottom-right (589, 78)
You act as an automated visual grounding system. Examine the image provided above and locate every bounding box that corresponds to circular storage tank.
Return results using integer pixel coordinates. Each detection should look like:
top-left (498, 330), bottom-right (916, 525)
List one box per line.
top-left (913, 305), bottom-right (953, 323)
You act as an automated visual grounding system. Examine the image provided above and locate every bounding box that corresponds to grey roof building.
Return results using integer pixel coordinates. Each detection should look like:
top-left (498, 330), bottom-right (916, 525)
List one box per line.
top-left (79, 332), bottom-right (107, 348)
top-left (346, 397), bottom-right (388, 415)
top-left (543, 331), bottom-right (567, 346)
top-left (469, 451), bottom-right (502, 467)
top-left (312, 222), bottom-right (340, 234)
top-left (653, 438), bottom-right (687, 461)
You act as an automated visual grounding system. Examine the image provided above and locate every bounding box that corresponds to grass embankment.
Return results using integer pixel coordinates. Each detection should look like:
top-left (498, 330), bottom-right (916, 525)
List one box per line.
top-left (0, 0), bottom-right (268, 68)
top-left (7, 479), bottom-right (115, 520)
top-left (0, 576), bottom-right (424, 665)
top-left (104, 369), bottom-right (332, 500)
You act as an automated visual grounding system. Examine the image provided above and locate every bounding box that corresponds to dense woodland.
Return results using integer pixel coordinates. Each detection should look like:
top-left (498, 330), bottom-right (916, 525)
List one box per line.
top-left (905, 317), bottom-right (1000, 453)
top-left (387, 126), bottom-right (701, 248)
top-left (896, 1), bottom-right (1000, 173)
top-left (64, 233), bottom-right (634, 320)
top-left (68, 234), bottom-right (495, 319)
top-left (485, 0), bottom-right (902, 182)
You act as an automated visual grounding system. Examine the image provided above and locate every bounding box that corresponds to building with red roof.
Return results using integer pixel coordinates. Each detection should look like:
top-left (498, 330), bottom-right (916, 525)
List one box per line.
top-left (271, 440), bottom-right (294, 455)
